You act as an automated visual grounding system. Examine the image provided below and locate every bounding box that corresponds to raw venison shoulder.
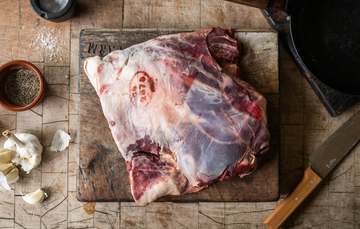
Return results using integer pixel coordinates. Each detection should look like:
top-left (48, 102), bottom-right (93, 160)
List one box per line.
top-left (84, 28), bottom-right (270, 206)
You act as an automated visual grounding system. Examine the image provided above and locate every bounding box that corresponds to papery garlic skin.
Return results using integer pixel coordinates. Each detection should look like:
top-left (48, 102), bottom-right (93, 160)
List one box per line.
top-left (3, 131), bottom-right (43, 174)
top-left (23, 189), bottom-right (46, 205)
top-left (50, 130), bottom-right (71, 152)
top-left (0, 172), bottom-right (11, 192)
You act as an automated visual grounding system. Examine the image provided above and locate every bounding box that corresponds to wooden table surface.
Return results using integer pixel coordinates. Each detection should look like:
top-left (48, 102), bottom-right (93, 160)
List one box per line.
top-left (0, 0), bottom-right (359, 228)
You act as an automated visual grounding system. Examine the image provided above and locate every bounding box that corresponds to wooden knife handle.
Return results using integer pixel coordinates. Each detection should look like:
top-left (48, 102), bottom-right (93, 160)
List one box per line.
top-left (263, 167), bottom-right (322, 229)
top-left (225, 0), bottom-right (287, 11)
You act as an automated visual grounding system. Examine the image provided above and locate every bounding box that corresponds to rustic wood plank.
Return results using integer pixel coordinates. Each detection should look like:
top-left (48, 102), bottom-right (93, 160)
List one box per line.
top-left (0, 0), bottom-right (19, 65)
top-left (355, 143), bottom-right (360, 187)
top-left (147, 0), bottom-right (202, 29)
top-left (94, 202), bottom-right (121, 229)
top-left (329, 193), bottom-right (356, 228)
top-left (41, 172), bottom-right (68, 229)
top-left (0, 189), bottom-right (15, 220)
top-left (2, 0), bottom-right (357, 227)
top-left (42, 121), bottom-right (69, 147)
top-left (68, 192), bottom-right (94, 228)
top-left (41, 122), bottom-right (69, 173)
top-left (70, 37), bottom-right (79, 78)
top-left (279, 44), bottom-right (304, 125)
top-left (69, 115), bottom-right (78, 144)
top-left (121, 202), bottom-right (146, 228)
top-left (69, 94), bottom-right (79, 115)
top-left (42, 147), bottom-right (68, 173)
top-left (355, 187), bottom-right (360, 226)
top-left (199, 203), bottom-right (225, 229)
top-left (0, 113), bottom-right (16, 146)
top-left (13, 0), bottom-right (45, 63)
top-left (123, 0), bottom-right (150, 28)
top-left (329, 151), bottom-right (355, 193)
top-left (354, 104), bottom-right (360, 187)
top-left (68, 162), bottom-right (77, 192)
top-left (280, 125), bottom-right (304, 196)
top-left (303, 78), bottom-right (330, 131)
top-left (97, 1), bottom-right (123, 29)
top-left (42, 85), bottom-right (69, 124)
top-left (0, 219), bottom-right (14, 229)
top-left (43, 66), bottom-right (70, 85)
top-left (77, 29), bottom-right (279, 202)
top-left (172, 203), bottom-right (199, 229)
top-left (16, 107), bottom-right (43, 140)
top-left (301, 184), bottom-right (329, 228)
top-left (15, 195), bottom-right (42, 229)
top-left (43, 20), bottom-right (71, 67)
top-left (146, 203), bottom-right (173, 229)
top-left (15, 167), bottom-right (41, 196)
top-left (234, 32), bottom-right (278, 94)
top-left (70, 0), bottom-right (98, 39)
top-left (200, 0), bottom-right (271, 29)
top-left (225, 202), bottom-right (277, 228)
top-left (68, 143), bottom-right (77, 163)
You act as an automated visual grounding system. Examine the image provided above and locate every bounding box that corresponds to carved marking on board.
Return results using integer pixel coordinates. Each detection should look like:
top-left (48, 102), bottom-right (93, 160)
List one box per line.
top-left (88, 43), bottom-right (98, 54)
top-left (88, 43), bottom-right (117, 56)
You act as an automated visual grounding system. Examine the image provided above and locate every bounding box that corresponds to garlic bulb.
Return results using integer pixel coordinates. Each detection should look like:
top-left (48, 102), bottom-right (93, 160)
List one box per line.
top-left (23, 189), bottom-right (46, 205)
top-left (0, 149), bottom-right (12, 163)
top-left (3, 130), bottom-right (43, 174)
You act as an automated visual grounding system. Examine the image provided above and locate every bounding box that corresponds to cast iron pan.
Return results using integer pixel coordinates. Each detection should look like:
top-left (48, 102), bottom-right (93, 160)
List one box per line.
top-left (228, 0), bottom-right (360, 96)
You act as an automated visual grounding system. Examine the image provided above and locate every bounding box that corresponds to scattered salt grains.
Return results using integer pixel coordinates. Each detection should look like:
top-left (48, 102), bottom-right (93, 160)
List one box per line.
top-left (30, 26), bottom-right (67, 61)
top-left (65, 75), bottom-right (69, 79)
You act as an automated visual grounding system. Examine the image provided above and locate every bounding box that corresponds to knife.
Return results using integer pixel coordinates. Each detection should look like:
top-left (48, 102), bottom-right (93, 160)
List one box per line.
top-left (263, 110), bottom-right (360, 229)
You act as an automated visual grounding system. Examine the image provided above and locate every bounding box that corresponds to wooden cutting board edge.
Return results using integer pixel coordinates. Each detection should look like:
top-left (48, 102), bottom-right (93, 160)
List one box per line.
top-left (76, 28), bottom-right (280, 203)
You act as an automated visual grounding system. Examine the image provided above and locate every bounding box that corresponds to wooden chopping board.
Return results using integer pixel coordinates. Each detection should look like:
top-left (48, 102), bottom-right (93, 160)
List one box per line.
top-left (77, 29), bottom-right (279, 202)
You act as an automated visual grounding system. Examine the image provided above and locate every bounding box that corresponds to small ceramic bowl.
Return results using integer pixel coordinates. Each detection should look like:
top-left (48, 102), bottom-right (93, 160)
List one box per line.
top-left (30, 0), bottom-right (77, 23)
top-left (0, 60), bottom-right (45, 112)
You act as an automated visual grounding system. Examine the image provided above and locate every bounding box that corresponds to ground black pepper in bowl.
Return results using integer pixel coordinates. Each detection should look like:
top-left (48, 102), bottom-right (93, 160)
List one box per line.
top-left (4, 69), bottom-right (40, 105)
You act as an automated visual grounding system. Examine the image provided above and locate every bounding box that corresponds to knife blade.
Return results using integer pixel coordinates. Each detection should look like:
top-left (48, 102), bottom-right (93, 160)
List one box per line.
top-left (263, 111), bottom-right (360, 229)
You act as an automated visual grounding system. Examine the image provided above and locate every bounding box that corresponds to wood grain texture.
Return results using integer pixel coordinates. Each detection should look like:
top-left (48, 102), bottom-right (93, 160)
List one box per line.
top-left (225, 0), bottom-right (269, 9)
top-left (1, 0), bottom-right (358, 227)
top-left (77, 29), bottom-right (279, 202)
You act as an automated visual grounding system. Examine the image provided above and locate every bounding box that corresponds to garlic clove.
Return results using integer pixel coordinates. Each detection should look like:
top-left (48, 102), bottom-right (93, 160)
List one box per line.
top-left (28, 156), bottom-right (37, 166)
top-left (23, 189), bottom-right (46, 205)
top-left (0, 149), bottom-right (11, 163)
top-left (6, 167), bottom-right (19, 184)
top-left (0, 163), bottom-right (14, 175)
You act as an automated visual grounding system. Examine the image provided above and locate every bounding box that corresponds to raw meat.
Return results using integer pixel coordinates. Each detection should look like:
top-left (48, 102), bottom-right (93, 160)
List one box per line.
top-left (84, 28), bottom-right (270, 206)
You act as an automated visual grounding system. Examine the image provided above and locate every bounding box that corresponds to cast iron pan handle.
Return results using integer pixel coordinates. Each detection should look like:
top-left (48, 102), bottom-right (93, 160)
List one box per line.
top-left (225, 0), bottom-right (287, 11)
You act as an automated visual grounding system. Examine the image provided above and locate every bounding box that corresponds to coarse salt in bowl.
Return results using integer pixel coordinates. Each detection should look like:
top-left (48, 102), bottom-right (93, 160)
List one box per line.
top-left (0, 60), bottom-right (45, 112)
top-left (30, 0), bottom-right (77, 23)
